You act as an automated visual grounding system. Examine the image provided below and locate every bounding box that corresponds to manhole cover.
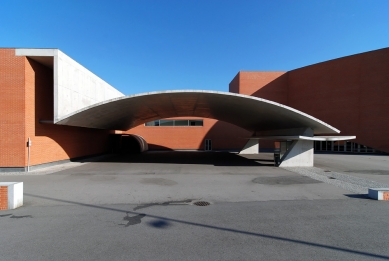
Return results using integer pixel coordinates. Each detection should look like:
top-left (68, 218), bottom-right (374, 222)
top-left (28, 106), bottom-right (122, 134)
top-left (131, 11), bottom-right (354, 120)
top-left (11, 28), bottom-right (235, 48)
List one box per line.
top-left (193, 201), bottom-right (210, 206)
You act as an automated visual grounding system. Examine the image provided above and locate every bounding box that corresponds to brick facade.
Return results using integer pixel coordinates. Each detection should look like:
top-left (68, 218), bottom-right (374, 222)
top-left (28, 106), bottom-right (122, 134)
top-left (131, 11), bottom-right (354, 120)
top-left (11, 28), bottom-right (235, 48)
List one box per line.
top-left (234, 48), bottom-right (389, 152)
top-left (0, 49), bottom-right (111, 169)
top-left (0, 186), bottom-right (8, 210)
top-left (1, 47), bottom-right (388, 169)
top-left (0, 49), bottom-right (27, 167)
top-left (125, 117), bottom-right (251, 151)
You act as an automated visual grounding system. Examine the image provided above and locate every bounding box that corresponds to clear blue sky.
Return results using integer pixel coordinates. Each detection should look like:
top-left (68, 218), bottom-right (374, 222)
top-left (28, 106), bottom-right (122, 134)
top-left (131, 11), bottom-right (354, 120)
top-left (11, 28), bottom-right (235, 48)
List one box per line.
top-left (1, 0), bottom-right (388, 94)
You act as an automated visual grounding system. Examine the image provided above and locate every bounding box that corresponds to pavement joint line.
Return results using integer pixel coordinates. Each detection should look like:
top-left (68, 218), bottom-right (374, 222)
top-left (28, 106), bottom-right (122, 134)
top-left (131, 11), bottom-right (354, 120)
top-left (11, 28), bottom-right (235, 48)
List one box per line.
top-left (283, 167), bottom-right (389, 194)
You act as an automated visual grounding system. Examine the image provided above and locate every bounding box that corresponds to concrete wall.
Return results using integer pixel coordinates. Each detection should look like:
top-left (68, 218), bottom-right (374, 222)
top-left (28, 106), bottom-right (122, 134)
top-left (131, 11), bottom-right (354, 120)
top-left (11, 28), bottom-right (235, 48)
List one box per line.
top-left (55, 50), bottom-right (124, 121)
top-left (15, 49), bottom-right (124, 122)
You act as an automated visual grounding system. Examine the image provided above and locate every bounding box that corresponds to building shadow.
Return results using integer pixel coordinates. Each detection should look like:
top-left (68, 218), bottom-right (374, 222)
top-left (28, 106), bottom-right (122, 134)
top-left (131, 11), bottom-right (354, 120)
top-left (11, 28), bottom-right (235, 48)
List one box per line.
top-left (31, 58), bottom-right (111, 163)
top-left (94, 151), bottom-right (274, 167)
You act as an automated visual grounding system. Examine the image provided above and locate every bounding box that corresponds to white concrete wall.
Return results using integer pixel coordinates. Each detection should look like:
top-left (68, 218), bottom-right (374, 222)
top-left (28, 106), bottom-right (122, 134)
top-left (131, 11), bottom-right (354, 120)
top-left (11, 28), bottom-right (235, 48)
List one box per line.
top-left (55, 50), bottom-right (124, 121)
top-left (16, 49), bottom-right (125, 122)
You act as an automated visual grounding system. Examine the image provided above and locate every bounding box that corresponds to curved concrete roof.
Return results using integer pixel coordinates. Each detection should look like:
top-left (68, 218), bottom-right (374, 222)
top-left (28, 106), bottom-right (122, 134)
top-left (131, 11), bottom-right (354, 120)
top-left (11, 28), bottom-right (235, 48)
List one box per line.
top-left (56, 90), bottom-right (339, 134)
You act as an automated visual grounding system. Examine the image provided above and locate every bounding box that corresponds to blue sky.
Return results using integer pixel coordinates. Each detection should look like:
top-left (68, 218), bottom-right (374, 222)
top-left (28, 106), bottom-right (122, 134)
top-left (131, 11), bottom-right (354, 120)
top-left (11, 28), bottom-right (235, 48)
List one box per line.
top-left (1, 0), bottom-right (388, 94)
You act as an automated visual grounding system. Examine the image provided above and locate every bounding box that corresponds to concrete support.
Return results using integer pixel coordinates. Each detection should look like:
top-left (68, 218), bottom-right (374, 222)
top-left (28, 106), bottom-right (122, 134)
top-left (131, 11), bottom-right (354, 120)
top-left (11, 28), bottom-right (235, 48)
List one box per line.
top-left (239, 139), bottom-right (259, 154)
top-left (279, 140), bottom-right (314, 167)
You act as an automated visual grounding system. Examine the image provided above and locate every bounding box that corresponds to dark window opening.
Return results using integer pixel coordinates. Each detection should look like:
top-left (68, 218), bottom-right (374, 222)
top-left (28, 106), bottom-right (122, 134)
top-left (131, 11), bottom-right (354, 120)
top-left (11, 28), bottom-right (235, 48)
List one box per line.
top-left (145, 119), bottom-right (203, 127)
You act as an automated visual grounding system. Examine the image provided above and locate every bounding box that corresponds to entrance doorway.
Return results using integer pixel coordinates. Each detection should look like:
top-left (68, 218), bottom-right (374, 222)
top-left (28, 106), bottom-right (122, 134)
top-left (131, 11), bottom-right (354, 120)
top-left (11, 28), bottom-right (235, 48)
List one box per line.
top-left (205, 139), bottom-right (212, 151)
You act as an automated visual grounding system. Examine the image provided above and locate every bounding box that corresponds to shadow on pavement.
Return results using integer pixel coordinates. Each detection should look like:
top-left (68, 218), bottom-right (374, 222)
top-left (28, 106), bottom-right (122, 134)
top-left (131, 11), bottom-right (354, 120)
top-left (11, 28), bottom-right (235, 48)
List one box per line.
top-left (87, 151), bottom-right (275, 167)
top-left (23, 193), bottom-right (389, 260)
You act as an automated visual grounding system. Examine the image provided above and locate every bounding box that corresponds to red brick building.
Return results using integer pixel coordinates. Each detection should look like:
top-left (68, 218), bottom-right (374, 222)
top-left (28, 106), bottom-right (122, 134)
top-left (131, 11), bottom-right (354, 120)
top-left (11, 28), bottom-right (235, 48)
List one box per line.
top-left (0, 47), bottom-right (388, 171)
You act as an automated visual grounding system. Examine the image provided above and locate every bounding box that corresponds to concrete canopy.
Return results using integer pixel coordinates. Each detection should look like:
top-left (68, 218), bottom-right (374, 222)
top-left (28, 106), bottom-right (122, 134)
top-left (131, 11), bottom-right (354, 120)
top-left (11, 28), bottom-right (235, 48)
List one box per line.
top-left (56, 90), bottom-right (340, 134)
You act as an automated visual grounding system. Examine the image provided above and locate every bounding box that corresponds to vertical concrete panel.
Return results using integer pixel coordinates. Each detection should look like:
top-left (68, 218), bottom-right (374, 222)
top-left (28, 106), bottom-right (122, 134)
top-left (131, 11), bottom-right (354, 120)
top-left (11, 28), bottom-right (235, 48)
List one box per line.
top-left (8, 182), bottom-right (23, 209)
top-left (279, 140), bottom-right (313, 167)
top-left (55, 51), bottom-right (124, 120)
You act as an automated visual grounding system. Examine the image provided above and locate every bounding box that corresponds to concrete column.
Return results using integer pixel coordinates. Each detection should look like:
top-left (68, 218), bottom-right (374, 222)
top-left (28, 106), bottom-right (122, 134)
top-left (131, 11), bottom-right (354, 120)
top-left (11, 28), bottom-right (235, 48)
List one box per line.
top-left (279, 140), bottom-right (314, 167)
top-left (239, 139), bottom-right (259, 154)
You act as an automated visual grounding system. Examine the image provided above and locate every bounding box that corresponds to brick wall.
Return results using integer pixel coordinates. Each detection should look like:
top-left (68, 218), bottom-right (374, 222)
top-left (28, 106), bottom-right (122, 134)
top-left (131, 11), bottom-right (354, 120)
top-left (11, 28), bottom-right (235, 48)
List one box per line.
top-left (0, 186), bottom-right (7, 210)
top-left (24, 58), bottom-right (111, 166)
top-left (288, 48), bottom-right (389, 152)
top-left (229, 71), bottom-right (288, 150)
top-left (125, 117), bottom-right (251, 151)
top-left (0, 49), bottom-right (112, 168)
top-left (232, 71), bottom-right (288, 104)
top-left (229, 73), bottom-right (240, 93)
top-left (0, 49), bottom-right (26, 167)
top-left (235, 48), bottom-right (389, 153)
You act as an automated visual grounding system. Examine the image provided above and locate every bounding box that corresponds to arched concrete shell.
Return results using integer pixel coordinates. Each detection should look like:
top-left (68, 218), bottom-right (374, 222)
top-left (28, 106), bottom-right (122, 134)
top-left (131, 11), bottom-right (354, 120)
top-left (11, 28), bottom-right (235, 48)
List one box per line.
top-left (56, 90), bottom-right (339, 134)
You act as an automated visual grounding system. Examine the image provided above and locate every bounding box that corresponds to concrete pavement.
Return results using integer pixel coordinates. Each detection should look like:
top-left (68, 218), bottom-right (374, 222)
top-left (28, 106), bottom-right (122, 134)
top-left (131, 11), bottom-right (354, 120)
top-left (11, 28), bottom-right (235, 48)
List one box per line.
top-left (0, 151), bottom-right (388, 260)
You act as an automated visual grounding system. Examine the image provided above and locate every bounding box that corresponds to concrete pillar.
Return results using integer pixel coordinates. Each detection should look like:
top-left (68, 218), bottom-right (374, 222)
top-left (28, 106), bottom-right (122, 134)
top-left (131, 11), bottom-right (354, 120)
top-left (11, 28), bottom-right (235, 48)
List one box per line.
top-left (239, 139), bottom-right (259, 154)
top-left (279, 140), bottom-right (314, 167)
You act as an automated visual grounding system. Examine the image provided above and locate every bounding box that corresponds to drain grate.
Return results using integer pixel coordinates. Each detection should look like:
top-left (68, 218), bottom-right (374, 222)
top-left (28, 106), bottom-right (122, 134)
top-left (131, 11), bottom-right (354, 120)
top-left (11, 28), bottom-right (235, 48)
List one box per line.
top-left (193, 201), bottom-right (210, 206)
top-left (328, 177), bottom-right (336, 179)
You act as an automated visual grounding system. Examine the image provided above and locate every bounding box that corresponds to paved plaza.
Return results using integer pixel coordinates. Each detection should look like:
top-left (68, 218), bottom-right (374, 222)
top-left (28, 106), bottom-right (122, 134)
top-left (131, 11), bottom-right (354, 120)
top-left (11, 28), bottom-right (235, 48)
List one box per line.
top-left (1, 152), bottom-right (389, 260)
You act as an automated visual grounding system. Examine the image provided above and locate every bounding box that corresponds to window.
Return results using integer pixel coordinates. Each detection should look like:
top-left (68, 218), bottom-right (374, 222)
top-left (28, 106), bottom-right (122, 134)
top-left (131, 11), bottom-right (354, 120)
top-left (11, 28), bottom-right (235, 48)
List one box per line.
top-left (145, 119), bottom-right (203, 127)
top-left (160, 120), bottom-right (174, 126)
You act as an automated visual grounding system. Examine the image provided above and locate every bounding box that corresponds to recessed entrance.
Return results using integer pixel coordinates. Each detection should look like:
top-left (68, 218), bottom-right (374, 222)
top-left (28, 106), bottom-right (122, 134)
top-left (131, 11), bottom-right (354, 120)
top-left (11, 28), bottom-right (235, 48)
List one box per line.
top-left (110, 134), bottom-right (148, 154)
